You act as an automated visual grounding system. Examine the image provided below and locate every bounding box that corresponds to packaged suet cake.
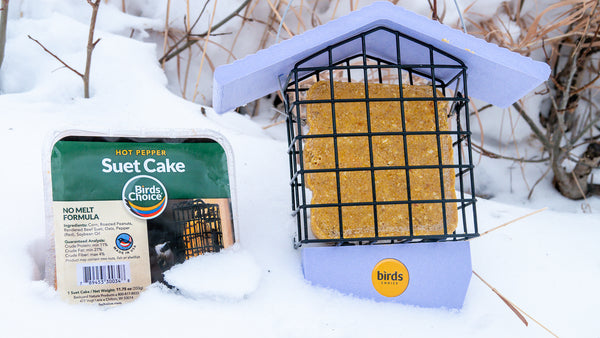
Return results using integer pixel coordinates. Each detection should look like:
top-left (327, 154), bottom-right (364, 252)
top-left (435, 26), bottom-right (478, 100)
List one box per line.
top-left (45, 131), bottom-right (237, 306)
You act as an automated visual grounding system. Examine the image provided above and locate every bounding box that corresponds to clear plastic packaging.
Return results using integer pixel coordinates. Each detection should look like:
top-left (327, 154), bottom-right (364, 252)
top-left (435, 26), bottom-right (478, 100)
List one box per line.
top-left (44, 130), bottom-right (238, 305)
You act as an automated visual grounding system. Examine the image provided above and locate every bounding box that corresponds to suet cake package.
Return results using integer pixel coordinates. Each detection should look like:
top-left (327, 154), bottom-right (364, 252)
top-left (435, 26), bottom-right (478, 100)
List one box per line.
top-left (44, 131), bottom-right (237, 306)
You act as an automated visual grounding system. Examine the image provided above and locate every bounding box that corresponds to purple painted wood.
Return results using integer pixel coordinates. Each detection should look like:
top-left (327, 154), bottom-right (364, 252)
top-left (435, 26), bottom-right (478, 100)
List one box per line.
top-left (213, 2), bottom-right (549, 113)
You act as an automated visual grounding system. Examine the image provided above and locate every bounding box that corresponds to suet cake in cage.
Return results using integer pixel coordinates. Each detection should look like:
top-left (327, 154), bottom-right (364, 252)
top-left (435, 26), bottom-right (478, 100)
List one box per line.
top-left (304, 81), bottom-right (457, 239)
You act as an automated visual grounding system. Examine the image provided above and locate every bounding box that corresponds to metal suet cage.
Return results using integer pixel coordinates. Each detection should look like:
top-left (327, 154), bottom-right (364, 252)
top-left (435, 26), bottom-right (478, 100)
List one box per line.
top-left (283, 26), bottom-right (479, 247)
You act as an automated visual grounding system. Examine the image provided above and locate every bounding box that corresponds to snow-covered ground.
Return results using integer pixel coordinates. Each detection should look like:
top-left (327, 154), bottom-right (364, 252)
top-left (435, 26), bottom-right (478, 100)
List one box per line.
top-left (0, 1), bottom-right (599, 337)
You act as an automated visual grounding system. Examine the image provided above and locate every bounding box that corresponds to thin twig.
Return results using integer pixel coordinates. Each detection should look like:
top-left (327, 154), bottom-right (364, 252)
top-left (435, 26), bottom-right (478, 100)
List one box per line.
top-left (297, 0), bottom-right (304, 32)
top-left (430, 0), bottom-right (439, 21)
top-left (472, 270), bottom-right (559, 337)
top-left (259, 0), bottom-right (278, 49)
top-left (476, 207), bottom-right (547, 237)
top-left (227, 0), bottom-right (252, 63)
top-left (474, 104), bottom-right (493, 113)
top-left (159, 0), bottom-right (250, 64)
top-left (561, 1), bottom-right (598, 115)
top-left (161, 1), bottom-right (210, 64)
top-left (469, 101), bottom-right (485, 164)
top-left (182, 46), bottom-right (192, 99)
top-left (310, 0), bottom-right (322, 27)
top-left (571, 170), bottom-right (592, 206)
top-left (186, 0), bottom-right (190, 33)
top-left (29, 0), bottom-right (100, 98)
top-left (471, 142), bottom-right (549, 163)
top-left (161, 0), bottom-right (171, 69)
top-left (203, 37), bottom-right (237, 60)
top-left (508, 106), bottom-right (531, 191)
top-left (291, 0), bottom-right (306, 33)
top-left (192, 0), bottom-right (218, 102)
top-left (512, 102), bottom-right (553, 150)
top-left (28, 35), bottom-right (84, 77)
top-left (527, 165), bottom-right (552, 199)
top-left (84, 0), bottom-right (101, 98)
top-left (198, 0), bottom-right (249, 33)
top-left (569, 98), bottom-right (600, 147)
top-left (472, 270), bottom-right (528, 326)
top-left (262, 119), bottom-right (286, 129)
top-left (330, 0), bottom-right (341, 20)
top-left (266, 0), bottom-right (293, 38)
top-left (0, 0), bottom-right (8, 70)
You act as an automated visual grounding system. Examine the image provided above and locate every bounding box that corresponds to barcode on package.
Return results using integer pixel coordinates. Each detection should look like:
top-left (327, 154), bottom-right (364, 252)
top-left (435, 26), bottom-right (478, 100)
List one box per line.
top-left (76, 262), bottom-right (131, 285)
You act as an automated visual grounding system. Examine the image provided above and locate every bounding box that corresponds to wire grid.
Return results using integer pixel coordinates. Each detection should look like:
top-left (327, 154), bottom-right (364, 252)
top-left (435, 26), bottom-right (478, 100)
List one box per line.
top-left (173, 199), bottom-right (223, 258)
top-left (283, 26), bottom-right (479, 247)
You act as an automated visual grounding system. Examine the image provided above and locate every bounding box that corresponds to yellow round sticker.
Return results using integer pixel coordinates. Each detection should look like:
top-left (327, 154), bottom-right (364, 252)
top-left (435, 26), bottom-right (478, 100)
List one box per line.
top-left (371, 258), bottom-right (410, 297)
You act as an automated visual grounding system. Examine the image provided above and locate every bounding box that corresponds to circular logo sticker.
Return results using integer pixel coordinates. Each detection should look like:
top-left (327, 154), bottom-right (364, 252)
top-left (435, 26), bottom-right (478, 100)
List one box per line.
top-left (122, 175), bottom-right (168, 220)
top-left (115, 233), bottom-right (133, 251)
top-left (371, 258), bottom-right (410, 297)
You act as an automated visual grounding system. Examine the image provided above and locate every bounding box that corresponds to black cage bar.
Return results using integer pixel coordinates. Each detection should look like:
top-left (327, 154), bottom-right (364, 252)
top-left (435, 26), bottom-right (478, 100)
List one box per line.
top-left (173, 199), bottom-right (223, 258)
top-left (283, 26), bottom-right (479, 247)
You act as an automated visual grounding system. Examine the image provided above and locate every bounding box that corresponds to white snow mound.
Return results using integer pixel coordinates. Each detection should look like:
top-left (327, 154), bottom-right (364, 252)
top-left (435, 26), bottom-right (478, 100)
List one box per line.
top-left (164, 244), bottom-right (261, 300)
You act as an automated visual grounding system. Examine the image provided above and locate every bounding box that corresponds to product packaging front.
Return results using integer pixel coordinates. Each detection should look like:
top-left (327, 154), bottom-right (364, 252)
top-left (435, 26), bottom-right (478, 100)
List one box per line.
top-left (44, 131), bottom-right (237, 306)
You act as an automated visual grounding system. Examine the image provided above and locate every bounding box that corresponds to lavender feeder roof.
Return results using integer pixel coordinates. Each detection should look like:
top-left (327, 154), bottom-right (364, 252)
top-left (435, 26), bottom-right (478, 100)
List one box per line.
top-left (212, 2), bottom-right (550, 113)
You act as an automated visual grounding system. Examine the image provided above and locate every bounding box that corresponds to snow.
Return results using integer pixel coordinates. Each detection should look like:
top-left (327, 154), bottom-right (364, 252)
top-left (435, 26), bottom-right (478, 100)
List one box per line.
top-left (0, 1), bottom-right (599, 337)
top-left (164, 244), bottom-right (262, 300)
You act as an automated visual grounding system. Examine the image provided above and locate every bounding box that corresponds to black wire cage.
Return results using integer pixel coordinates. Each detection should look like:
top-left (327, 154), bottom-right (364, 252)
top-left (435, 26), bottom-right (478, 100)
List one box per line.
top-left (173, 199), bottom-right (224, 258)
top-left (283, 26), bottom-right (479, 247)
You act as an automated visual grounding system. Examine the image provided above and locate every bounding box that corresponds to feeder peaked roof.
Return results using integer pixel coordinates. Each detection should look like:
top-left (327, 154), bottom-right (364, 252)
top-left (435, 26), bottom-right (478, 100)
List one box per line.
top-left (212, 2), bottom-right (550, 113)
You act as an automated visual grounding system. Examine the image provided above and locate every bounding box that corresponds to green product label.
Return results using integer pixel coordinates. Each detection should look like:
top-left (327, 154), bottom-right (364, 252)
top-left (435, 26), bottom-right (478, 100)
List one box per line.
top-left (51, 139), bottom-right (230, 201)
top-left (51, 136), bottom-right (235, 306)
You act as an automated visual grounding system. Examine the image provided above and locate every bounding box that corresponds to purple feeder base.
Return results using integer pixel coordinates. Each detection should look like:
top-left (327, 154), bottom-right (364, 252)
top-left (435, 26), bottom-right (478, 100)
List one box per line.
top-left (302, 241), bottom-right (472, 308)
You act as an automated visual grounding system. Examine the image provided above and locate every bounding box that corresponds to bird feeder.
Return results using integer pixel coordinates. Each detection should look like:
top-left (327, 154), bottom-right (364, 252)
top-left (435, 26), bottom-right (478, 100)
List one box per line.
top-left (213, 2), bottom-right (549, 308)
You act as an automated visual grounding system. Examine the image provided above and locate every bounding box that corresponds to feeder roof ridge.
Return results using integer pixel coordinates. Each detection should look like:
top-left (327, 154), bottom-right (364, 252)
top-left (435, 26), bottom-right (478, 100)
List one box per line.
top-left (213, 1), bottom-right (550, 113)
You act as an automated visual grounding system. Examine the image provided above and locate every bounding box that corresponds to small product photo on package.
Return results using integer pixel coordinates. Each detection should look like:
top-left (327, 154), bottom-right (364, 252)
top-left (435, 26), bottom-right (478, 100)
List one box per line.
top-left (44, 131), bottom-right (237, 306)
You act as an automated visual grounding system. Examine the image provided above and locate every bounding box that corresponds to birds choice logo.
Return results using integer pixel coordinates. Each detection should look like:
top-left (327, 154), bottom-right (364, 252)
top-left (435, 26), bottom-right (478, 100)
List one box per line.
top-left (122, 175), bottom-right (168, 220)
top-left (371, 258), bottom-right (409, 297)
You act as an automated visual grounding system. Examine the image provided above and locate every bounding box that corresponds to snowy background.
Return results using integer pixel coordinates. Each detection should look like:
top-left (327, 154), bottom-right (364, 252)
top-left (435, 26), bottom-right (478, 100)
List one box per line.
top-left (0, 0), bottom-right (599, 337)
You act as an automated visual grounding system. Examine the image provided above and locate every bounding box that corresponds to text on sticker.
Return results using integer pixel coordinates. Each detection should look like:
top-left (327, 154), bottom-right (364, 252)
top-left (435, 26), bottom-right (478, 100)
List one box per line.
top-left (101, 158), bottom-right (186, 173)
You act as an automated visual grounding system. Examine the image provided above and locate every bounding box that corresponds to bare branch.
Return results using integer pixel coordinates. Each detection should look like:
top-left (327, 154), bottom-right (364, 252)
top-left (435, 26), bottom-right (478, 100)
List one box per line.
top-left (161, 0), bottom-right (172, 69)
top-left (161, 0), bottom-right (210, 64)
top-left (528, 165), bottom-right (552, 199)
top-left (472, 270), bottom-right (529, 327)
top-left (512, 102), bottom-right (553, 150)
top-left (27, 35), bottom-right (84, 78)
top-left (472, 270), bottom-right (560, 337)
top-left (27, 0), bottom-right (100, 98)
top-left (471, 142), bottom-right (549, 163)
top-left (227, 1), bottom-right (253, 63)
top-left (159, 0), bottom-right (250, 64)
top-left (469, 1), bottom-right (600, 200)
top-left (0, 0), bottom-right (9, 70)
top-left (476, 207), bottom-right (548, 237)
top-left (191, 0), bottom-right (218, 102)
top-left (265, 0), bottom-right (292, 38)
top-left (428, 0), bottom-right (439, 22)
top-left (83, 0), bottom-right (101, 98)
top-left (570, 112), bottom-right (600, 147)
